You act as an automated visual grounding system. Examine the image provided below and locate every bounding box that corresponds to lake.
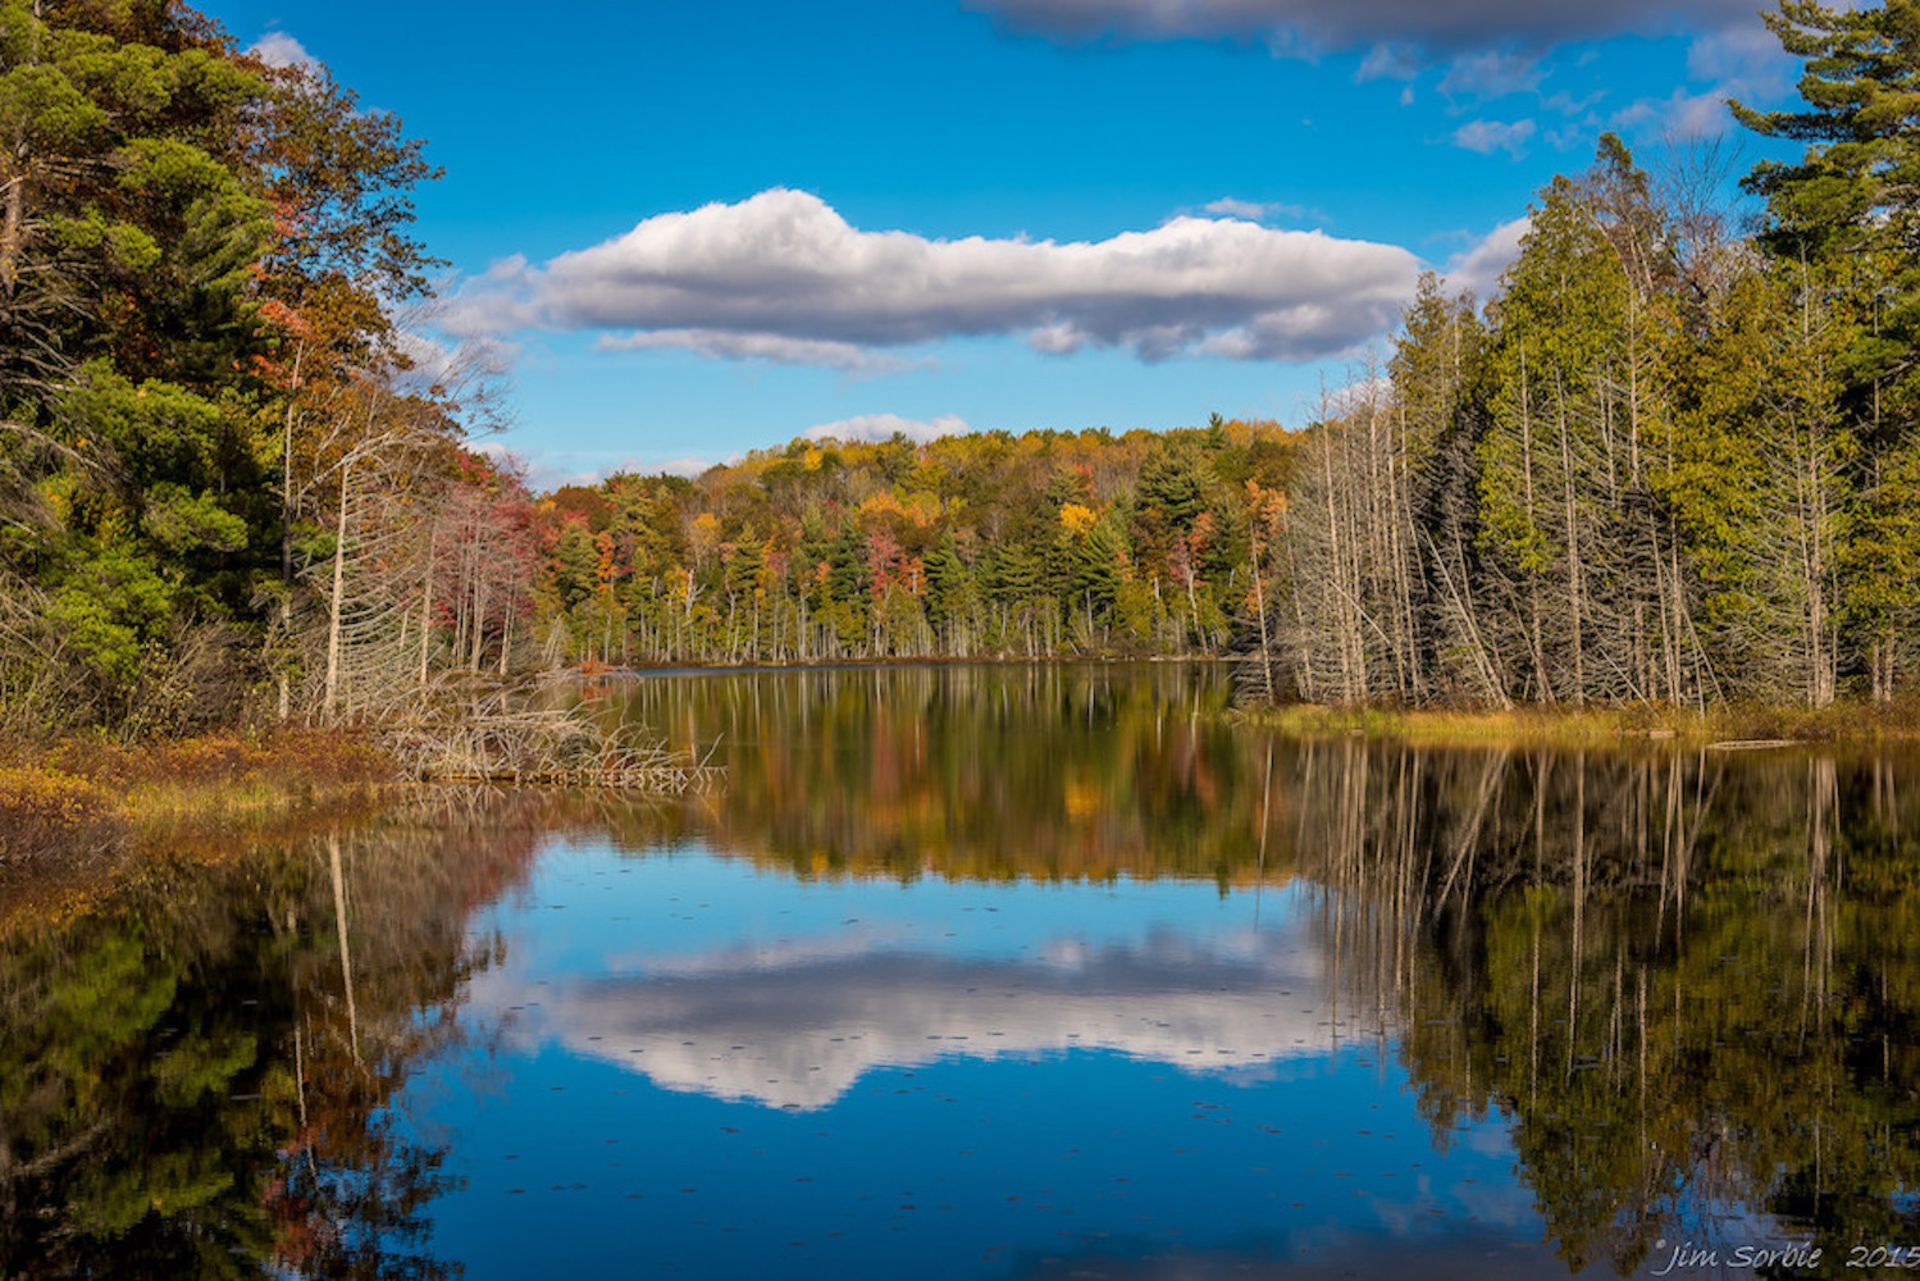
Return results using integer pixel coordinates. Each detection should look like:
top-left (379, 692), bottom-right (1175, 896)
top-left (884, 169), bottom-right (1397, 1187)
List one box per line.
top-left (4, 664), bottom-right (1917, 1279)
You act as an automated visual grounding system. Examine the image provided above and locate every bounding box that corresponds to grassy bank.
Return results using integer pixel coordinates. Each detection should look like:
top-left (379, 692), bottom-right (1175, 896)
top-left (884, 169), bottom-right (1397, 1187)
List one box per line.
top-left (1234, 700), bottom-right (1920, 748)
top-left (0, 730), bottom-right (396, 867)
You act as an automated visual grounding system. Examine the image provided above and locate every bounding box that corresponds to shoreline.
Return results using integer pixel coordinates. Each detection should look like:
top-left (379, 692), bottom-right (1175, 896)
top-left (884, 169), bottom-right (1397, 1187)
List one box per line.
top-left (0, 730), bottom-right (396, 864)
top-left (587, 654), bottom-right (1231, 678)
top-left (0, 730), bottom-right (399, 934)
top-left (1232, 700), bottom-right (1920, 749)
top-left (8, 678), bottom-right (1920, 881)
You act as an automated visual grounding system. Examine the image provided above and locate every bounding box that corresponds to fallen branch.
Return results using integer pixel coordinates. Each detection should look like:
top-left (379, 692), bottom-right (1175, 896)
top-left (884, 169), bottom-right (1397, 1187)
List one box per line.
top-left (378, 681), bottom-right (722, 793)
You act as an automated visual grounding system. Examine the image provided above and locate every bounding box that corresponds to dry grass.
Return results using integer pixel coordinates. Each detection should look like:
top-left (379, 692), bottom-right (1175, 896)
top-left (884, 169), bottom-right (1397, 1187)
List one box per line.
top-left (39, 728), bottom-right (394, 789)
top-left (0, 730), bottom-right (395, 867)
top-left (0, 766), bottom-right (118, 866)
top-left (0, 712), bottom-right (719, 938)
top-left (0, 730), bottom-right (399, 935)
top-left (1234, 699), bottom-right (1920, 748)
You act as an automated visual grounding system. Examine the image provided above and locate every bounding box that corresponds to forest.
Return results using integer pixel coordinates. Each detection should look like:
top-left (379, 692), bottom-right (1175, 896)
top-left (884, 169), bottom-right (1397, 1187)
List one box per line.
top-left (1, 0), bottom-right (1917, 746)
top-left (1279, 4), bottom-right (1920, 710)
top-left (0, 0), bottom-right (538, 741)
top-left (535, 420), bottom-right (1290, 666)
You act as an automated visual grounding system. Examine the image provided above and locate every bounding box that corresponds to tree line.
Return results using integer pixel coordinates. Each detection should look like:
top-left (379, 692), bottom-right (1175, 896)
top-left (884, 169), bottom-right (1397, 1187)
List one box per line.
top-left (1276, 1), bottom-right (1920, 710)
top-left (533, 420), bottom-right (1289, 666)
top-left (0, 0), bottom-right (541, 739)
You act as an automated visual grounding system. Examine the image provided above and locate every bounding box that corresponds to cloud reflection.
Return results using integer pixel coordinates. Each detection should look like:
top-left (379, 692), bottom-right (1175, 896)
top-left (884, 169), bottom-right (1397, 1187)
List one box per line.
top-left (476, 929), bottom-right (1351, 1109)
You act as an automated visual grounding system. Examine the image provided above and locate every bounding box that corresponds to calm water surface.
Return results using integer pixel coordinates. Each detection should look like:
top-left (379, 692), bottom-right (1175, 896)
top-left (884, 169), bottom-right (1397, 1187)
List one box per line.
top-left (4, 664), bottom-right (1918, 1279)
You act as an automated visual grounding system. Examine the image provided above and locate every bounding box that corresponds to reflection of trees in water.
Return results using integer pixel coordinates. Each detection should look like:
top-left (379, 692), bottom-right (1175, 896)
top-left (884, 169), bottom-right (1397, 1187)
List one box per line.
top-left (0, 793), bottom-right (553, 1279)
top-left (604, 663), bottom-right (1280, 883)
top-left (565, 669), bottom-right (1920, 1276)
top-left (1290, 742), bottom-right (1920, 1277)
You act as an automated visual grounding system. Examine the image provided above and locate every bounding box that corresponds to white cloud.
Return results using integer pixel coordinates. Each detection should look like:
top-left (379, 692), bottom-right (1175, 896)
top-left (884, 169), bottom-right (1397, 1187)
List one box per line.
top-left (968, 0), bottom-right (1761, 56)
top-left (1541, 88), bottom-right (1605, 116)
top-left (392, 329), bottom-right (459, 384)
top-left (801, 413), bottom-right (973, 445)
top-left (1356, 42), bottom-right (1420, 81)
top-left (1685, 21), bottom-right (1786, 83)
top-left (1200, 196), bottom-right (1312, 222)
top-left (1445, 216), bottom-right (1530, 299)
top-left (390, 328), bottom-right (516, 392)
top-left (450, 188), bottom-right (1422, 366)
top-left (1451, 117), bottom-right (1537, 157)
top-left (484, 445), bottom-right (738, 490)
top-left (247, 31), bottom-right (320, 74)
top-left (597, 328), bottom-right (914, 375)
top-left (656, 456), bottom-right (725, 479)
top-left (1613, 23), bottom-right (1796, 140)
top-left (1202, 196), bottom-right (1269, 218)
top-left (1612, 87), bottom-right (1737, 139)
top-left (1436, 50), bottom-right (1543, 100)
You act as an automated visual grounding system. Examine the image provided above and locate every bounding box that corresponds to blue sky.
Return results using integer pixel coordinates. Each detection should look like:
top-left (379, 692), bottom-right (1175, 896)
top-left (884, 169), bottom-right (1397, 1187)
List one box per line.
top-left (216, 0), bottom-right (1802, 484)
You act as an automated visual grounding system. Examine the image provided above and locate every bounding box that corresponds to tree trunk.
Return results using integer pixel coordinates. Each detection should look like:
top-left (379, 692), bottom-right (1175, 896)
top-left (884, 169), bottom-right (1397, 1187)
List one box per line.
top-left (322, 461), bottom-right (351, 723)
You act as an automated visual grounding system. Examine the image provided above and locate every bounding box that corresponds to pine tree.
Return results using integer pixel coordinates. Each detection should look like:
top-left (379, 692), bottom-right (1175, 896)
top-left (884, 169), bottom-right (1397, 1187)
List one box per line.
top-left (1737, 0), bottom-right (1920, 698)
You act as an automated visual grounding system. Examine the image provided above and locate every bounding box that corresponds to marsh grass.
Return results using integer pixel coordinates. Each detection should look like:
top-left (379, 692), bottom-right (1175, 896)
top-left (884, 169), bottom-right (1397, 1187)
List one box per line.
top-left (1235, 699), bottom-right (1920, 747)
top-left (0, 730), bottom-right (394, 866)
top-left (0, 730), bottom-right (402, 936)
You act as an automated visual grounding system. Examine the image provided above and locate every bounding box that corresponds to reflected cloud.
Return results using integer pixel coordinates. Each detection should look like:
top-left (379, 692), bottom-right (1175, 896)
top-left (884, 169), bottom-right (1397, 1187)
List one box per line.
top-left (476, 928), bottom-right (1345, 1109)
top-left (608, 925), bottom-right (912, 976)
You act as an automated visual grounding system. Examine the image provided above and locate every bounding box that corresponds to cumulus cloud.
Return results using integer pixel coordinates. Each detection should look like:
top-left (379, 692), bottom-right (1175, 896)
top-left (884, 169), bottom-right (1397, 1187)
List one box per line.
top-left (247, 31), bottom-right (320, 73)
top-left (967, 0), bottom-right (1761, 56)
top-left (1452, 118), bottom-right (1536, 157)
top-left (1445, 216), bottom-right (1530, 299)
top-left (802, 413), bottom-right (973, 445)
top-left (597, 328), bottom-right (913, 375)
top-left (450, 188), bottom-right (1421, 367)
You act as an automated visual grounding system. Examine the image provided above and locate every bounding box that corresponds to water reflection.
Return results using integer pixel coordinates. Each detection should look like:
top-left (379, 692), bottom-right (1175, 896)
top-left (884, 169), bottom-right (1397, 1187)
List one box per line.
top-left (0, 665), bottom-right (1916, 1279)
top-left (0, 797), bottom-right (547, 1277)
top-left (478, 929), bottom-right (1333, 1109)
top-left (603, 663), bottom-right (1268, 883)
top-left (1274, 744), bottom-right (1920, 1277)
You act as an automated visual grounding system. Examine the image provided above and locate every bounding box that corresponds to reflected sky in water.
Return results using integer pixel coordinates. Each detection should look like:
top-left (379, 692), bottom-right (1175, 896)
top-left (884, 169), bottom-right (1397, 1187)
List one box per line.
top-left (414, 843), bottom-right (1561, 1280)
top-left (471, 857), bottom-right (1338, 1107)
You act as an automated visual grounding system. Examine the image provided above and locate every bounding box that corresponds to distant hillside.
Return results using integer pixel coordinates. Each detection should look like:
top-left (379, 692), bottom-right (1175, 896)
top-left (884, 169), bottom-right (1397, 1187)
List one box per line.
top-left (533, 419), bottom-right (1293, 665)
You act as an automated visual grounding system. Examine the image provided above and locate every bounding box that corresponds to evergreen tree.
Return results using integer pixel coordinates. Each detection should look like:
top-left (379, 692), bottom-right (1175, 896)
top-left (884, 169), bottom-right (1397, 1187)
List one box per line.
top-left (1736, 0), bottom-right (1920, 699)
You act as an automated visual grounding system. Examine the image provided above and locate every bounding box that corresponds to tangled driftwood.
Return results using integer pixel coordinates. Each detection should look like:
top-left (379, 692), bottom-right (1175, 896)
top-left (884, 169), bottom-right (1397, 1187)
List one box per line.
top-left (380, 682), bottom-right (721, 792)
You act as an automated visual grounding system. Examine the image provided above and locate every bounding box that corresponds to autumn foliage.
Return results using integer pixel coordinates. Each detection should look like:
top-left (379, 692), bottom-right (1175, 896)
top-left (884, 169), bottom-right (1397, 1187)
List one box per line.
top-left (532, 418), bottom-right (1293, 665)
